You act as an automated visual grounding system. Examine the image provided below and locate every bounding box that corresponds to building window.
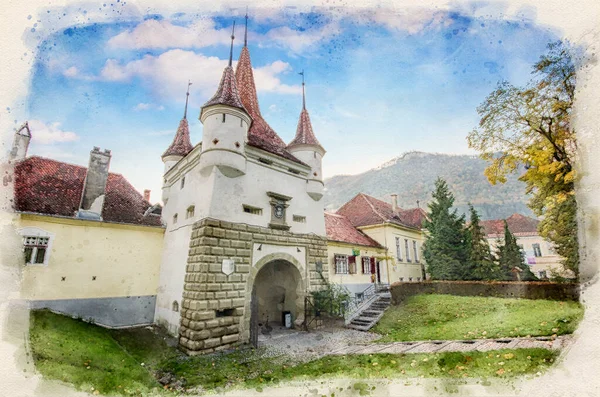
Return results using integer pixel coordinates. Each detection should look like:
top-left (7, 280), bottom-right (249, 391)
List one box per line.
top-left (539, 270), bottom-right (548, 279)
top-left (399, 277), bottom-right (404, 282)
top-left (409, 277), bottom-right (413, 282)
top-left (334, 254), bottom-right (348, 274)
top-left (243, 204), bottom-right (262, 215)
top-left (172, 301), bottom-right (179, 312)
top-left (180, 177), bottom-right (185, 189)
top-left (405, 239), bottom-right (411, 262)
top-left (395, 237), bottom-right (402, 261)
top-left (417, 277), bottom-right (421, 281)
top-left (413, 240), bottom-right (419, 263)
top-left (186, 205), bottom-right (195, 219)
top-left (222, 113), bottom-right (226, 122)
top-left (23, 236), bottom-right (50, 265)
top-left (19, 227), bottom-right (53, 266)
top-left (348, 256), bottom-right (357, 274)
top-left (173, 213), bottom-right (178, 224)
top-left (362, 257), bottom-right (371, 274)
top-left (533, 243), bottom-right (542, 257)
top-left (293, 215), bottom-right (306, 223)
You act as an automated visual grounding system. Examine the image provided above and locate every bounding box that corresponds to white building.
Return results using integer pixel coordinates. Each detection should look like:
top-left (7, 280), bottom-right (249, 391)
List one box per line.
top-left (154, 21), bottom-right (329, 354)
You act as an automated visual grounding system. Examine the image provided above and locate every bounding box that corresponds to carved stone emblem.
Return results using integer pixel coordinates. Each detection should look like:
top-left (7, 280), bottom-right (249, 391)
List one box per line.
top-left (222, 259), bottom-right (235, 275)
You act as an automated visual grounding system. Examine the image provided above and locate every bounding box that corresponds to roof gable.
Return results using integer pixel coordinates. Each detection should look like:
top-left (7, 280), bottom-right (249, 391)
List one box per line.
top-left (324, 212), bottom-right (382, 248)
top-left (337, 193), bottom-right (426, 230)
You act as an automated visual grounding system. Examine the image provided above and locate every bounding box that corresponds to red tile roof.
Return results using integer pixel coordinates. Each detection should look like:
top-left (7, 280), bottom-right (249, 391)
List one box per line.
top-left (336, 193), bottom-right (427, 230)
top-left (162, 118), bottom-right (193, 158)
top-left (481, 213), bottom-right (539, 237)
top-left (235, 46), bottom-right (304, 164)
top-left (202, 66), bottom-right (246, 111)
top-left (325, 212), bottom-right (382, 248)
top-left (288, 108), bottom-right (324, 151)
top-left (13, 156), bottom-right (163, 227)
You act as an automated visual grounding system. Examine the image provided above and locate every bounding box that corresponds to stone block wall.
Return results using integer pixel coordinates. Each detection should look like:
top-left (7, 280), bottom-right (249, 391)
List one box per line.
top-left (179, 217), bottom-right (328, 355)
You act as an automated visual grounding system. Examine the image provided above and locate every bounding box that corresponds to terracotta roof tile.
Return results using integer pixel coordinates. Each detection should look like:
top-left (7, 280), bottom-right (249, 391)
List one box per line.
top-left (202, 66), bottom-right (245, 111)
top-left (235, 46), bottom-right (304, 164)
top-left (337, 193), bottom-right (426, 230)
top-left (162, 118), bottom-right (194, 158)
top-left (13, 156), bottom-right (163, 227)
top-left (481, 213), bottom-right (539, 237)
top-left (288, 108), bottom-right (324, 151)
top-left (325, 212), bottom-right (382, 248)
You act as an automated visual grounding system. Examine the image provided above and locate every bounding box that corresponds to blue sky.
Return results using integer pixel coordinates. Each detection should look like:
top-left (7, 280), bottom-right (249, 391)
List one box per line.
top-left (22, 5), bottom-right (560, 203)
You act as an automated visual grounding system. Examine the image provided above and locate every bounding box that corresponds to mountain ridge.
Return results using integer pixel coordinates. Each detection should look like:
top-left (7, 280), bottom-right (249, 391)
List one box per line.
top-left (323, 151), bottom-right (534, 221)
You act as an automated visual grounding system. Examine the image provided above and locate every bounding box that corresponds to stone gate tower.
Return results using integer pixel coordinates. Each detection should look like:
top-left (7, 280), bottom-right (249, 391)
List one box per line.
top-left (154, 18), bottom-right (329, 355)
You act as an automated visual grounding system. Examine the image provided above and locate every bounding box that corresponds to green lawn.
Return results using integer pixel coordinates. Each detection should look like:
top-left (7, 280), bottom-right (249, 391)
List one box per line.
top-left (373, 294), bottom-right (584, 343)
top-left (29, 310), bottom-right (564, 396)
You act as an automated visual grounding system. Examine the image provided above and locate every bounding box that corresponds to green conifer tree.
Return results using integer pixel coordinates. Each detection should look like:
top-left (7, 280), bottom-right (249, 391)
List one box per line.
top-left (496, 220), bottom-right (538, 281)
top-left (422, 178), bottom-right (468, 280)
top-left (465, 204), bottom-right (503, 280)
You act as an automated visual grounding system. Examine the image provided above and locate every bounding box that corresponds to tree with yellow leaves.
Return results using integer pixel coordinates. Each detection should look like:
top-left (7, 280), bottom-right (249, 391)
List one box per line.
top-left (467, 40), bottom-right (582, 278)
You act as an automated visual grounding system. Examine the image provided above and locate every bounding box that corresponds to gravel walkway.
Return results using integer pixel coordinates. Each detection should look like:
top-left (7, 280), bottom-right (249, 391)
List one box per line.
top-left (258, 325), bottom-right (571, 362)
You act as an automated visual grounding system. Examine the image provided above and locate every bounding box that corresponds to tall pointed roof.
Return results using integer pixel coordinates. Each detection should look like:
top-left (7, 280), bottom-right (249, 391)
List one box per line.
top-left (288, 72), bottom-right (324, 152)
top-left (235, 39), bottom-right (304, 164)
top-left (201, 66), bottom-right (246, 111)
top-left (162, 117), bottom-right (193, 158)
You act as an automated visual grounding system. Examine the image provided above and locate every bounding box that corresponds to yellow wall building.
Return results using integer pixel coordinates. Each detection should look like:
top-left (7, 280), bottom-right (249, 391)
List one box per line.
top-left (12, 152), bottom-right (165, 327)
top-left (326, 193), bottom-right (427, 296)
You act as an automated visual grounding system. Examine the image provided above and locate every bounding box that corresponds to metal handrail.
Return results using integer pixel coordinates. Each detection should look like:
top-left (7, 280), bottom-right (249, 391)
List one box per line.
top-left (343, 283), bottom-right (388, 324)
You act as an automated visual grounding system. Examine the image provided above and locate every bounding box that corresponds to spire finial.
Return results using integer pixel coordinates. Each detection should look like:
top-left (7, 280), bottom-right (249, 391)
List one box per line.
top-left (299, 69), bottom-right (306, 110)
top-left (228, 21), bottom-right (236, 67)
top-left (244, 7), bottom-right (248, 47)
top-left (183, 80), bottom-right (192, 119)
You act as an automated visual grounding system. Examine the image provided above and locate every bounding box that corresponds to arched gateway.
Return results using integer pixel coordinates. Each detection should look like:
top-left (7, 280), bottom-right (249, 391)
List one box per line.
top-left (178, 218), bottom-right (328, 355)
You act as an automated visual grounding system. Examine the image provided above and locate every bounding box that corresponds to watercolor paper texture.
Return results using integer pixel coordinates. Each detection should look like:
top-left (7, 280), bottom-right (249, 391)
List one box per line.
top-left (1, 0), bottom-right (599, 396)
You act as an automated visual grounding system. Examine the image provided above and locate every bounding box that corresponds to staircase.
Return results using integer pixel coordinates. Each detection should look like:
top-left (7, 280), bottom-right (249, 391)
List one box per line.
top-left (346, 286), bottom-right (392, 332)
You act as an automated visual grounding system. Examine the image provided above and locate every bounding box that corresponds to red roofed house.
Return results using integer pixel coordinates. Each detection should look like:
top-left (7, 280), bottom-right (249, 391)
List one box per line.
top-left (330, 193), bottom-right (428, 291)
top-left (481, 213), bottom-right (567, 279)
top-left (9, 124), bottom-right (165, 328)
top-left (325, 212), bottom-right (386, 295)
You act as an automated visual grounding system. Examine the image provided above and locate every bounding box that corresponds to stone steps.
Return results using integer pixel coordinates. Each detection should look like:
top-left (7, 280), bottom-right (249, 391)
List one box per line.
top-left (347, 293), bottom-right (391, 332)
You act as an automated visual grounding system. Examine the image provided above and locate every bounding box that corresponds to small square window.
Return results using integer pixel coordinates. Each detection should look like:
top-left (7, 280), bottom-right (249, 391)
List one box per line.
top-left (186, 205), bottom-right (195, 219)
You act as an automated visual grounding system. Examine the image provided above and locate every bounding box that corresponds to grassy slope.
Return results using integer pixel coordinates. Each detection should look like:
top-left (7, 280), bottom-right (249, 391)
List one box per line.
top-left (373, 294), bottom-right (584, 343)
top-left (29, 310), bottom-right (161, 396)
top-left (29, 310), bottom-right (564, 395)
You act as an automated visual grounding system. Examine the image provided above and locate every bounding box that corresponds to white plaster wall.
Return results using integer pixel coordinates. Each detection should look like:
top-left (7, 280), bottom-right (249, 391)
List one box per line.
top-left (201, 108), bottom-right (249, 158)
top-left (288, 147), bottom-right (324, 181)
top-left (154, 224), bottom-right (192, 336)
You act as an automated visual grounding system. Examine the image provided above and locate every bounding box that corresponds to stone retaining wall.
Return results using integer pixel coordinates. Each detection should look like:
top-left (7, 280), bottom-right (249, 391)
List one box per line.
top-left (390, 280), bottom-right (580, 305)
top-left (179, 217), bottom-right (328, 355)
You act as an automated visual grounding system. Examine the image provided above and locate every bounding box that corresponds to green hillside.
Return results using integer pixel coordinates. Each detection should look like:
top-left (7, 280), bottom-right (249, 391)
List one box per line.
top-left (323, 151), bottom-right (533, 220)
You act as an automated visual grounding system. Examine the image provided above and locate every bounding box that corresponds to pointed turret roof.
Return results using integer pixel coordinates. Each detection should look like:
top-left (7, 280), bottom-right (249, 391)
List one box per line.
top-left (235, 30), bottom-right (304, 164)
top-left (201, 65), bottom-right (246, 111)
top-left (288, 72), bottom-right (324, 152)
top-left (289, 108), bottom-right (323, 150)
top-left (162, 117), bottom-right (193, 158)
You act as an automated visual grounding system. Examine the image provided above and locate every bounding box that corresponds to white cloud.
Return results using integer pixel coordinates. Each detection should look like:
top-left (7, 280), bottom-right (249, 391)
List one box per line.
top-left (27, 120), bottom-right (79, 144)
top-left (106, 18), bottom-right (340, 55)
top-left (107, 18), bottom-right (231, 50)
top-left (134, 103), bottom-right (165, 111)
top-left (63, 66), bottom-right (79, 78)
top-left (98, 49), bottom-right (300, 101)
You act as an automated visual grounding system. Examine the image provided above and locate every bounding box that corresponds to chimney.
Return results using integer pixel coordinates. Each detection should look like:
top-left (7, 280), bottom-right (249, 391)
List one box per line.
top-left (143, 189), bottom-right (151, 202)
top-left (9, 122), bottom-right (31, 162)
top-left (391, 194), bottom-right (398, 212)
top-left (77, 147), bottom-right (111, 220)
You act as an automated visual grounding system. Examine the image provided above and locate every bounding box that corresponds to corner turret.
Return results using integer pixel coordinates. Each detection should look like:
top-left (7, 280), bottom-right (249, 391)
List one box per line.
top-left (287, 71), bottom-right (326, 201)
top-left (199, 22), bottom-right (251, 178)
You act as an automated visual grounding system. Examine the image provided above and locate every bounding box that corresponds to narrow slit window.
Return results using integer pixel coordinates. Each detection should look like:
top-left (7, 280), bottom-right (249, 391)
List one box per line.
top-left (172, 301), bottom-right (179, 312)
top-left (222, 113), bottom-right (226, 122)
top-left (293, 215), bottom-right (306, 223)
top-left (173, 213), bottom-right (178, 224)
top-left (181, 177), bottom-right (185, 189)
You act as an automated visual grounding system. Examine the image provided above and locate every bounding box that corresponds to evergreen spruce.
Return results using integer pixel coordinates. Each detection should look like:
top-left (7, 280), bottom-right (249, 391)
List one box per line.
top-left (465, 204), bottom-right (502, 280)
top-left (496, 220), bottom-right (538, 281)
top-left (422, 178), bottom-right (469, 280)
